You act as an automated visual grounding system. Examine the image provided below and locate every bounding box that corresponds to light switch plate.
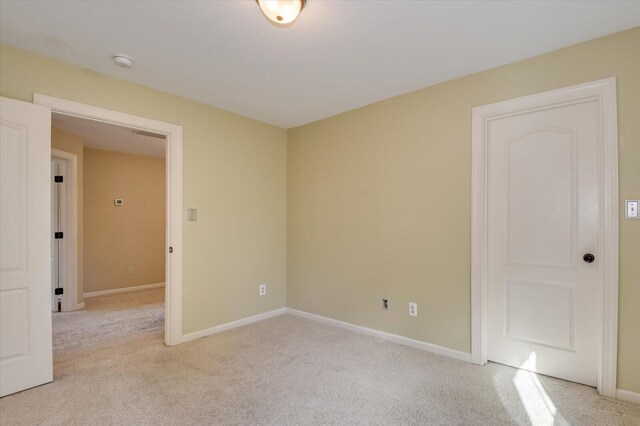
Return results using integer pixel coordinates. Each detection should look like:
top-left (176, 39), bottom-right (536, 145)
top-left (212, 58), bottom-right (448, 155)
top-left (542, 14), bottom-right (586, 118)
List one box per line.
top-left (626, 200), bottom-right (639, 219)
top-left (187, 208), bottom-right (198, 222)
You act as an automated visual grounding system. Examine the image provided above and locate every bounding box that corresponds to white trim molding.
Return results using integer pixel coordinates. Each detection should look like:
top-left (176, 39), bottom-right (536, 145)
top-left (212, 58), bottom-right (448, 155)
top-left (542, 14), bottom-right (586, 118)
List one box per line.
top-left (617, 389), bottom-right (640, 405)
top-left (179, 308), bottom-right (287, 344)
top-left (170, 305), bottom-right (472, 362)
top-left (470, 78), bottom-right (619, 398)
top-left (84, 282), bottom-right (165, 298)
top-left (287, 308), bottom-right (472, 363)
top-left (34, 94), bottom-right (184, 346)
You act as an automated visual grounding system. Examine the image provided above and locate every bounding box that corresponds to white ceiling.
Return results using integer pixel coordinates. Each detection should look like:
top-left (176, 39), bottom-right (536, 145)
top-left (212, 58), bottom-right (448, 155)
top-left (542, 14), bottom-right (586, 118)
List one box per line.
top-left (2, 1), bottom-right (639, 129)
top-left (53, 113), bottom-right (166, 158)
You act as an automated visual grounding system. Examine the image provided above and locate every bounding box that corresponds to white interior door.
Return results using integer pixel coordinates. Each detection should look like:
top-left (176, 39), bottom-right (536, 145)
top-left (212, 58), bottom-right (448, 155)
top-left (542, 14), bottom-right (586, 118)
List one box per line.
top-left (486, 99), bottom-right (601, 386)
top-left (51, 159), bottom-right (59, 312)
top-left (50, 158), bottom-right (66, 312)
top-left (0, 96), bottom-right (52, 396)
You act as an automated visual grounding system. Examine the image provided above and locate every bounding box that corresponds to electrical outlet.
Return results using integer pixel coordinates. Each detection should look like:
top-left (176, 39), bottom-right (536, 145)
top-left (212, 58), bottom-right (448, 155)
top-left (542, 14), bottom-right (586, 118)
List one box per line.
top-left (127, 266), bottom-right (134, 275)
top-left (382, 299), bottom-right (389, 310)
top-left (409, 302), bottom-right (417, 317)
top-left (259, 284), bottom-right (267, 296)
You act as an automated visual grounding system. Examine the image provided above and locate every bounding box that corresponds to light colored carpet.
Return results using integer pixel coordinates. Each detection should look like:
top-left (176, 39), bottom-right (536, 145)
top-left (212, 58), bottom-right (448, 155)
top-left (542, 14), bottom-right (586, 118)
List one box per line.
top-left (52, 288), bottom-right (165, 354)
top-left (1, 288), bottom-right (639, 425)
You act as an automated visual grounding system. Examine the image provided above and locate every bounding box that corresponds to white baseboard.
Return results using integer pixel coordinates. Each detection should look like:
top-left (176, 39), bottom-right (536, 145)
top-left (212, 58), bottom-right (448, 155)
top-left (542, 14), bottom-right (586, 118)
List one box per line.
top-left (285, 308), bottom-right (472, 363)
top-left (179, 308), bottom-right (287, 344)
top-left (83, 282), bottom-right (165, 298)
top-left (175, 306), bottom-right (469, 363)
top-left (617, 388), bottom-right (640, 405)
top-left (176, 306), bottom-right (636, 404)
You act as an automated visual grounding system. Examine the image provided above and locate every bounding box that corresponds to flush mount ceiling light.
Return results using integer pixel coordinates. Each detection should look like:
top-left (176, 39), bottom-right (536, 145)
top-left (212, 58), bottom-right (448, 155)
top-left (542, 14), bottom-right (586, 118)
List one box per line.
top-left (112, 54), bottom-right (134, 69)
top-left (256, 0), bottom-right (306, 25)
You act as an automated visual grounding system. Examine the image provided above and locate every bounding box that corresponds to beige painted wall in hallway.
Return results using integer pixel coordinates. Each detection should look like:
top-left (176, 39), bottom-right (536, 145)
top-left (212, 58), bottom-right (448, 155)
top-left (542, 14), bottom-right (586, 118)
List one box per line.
top-left (287, 28), bottom-right (640, 393)
top-left (83, 148), bottom-right (165, 293)
top-left (51, 127), bottom-right (84, 304)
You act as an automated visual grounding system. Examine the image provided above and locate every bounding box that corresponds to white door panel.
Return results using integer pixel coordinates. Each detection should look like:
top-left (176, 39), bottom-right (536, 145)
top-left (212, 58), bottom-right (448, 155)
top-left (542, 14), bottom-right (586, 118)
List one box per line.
top-left (487, 100), bottom-right (600, 386)
top-left (0, 96), bottom-right (52, 396)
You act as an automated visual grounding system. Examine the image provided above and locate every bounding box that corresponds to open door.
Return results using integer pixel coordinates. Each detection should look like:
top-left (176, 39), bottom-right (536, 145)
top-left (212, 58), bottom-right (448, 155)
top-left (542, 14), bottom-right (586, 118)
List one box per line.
top-left (0, 96), bottom-right (52, 396)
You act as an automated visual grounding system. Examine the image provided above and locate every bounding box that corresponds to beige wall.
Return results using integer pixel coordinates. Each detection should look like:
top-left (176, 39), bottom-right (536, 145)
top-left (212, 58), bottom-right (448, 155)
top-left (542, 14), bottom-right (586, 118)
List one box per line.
top-left (83, 148), bottom-right (165, 293)
top-left (51, 127), bottom-right (84, 305)
top-left (287, 28), bottom-right (640, 392)
top-left (0, 43), bottom-right (287, 334)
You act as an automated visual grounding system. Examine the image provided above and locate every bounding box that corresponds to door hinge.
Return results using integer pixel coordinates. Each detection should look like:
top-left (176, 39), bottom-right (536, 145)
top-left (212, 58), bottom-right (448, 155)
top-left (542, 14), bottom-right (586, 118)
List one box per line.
top-left (54, 288), bottom-right (64, 295)
top-left (54, 175), bottom-right (63, 183)
top-left (54, 232), bottom-right (64, 239)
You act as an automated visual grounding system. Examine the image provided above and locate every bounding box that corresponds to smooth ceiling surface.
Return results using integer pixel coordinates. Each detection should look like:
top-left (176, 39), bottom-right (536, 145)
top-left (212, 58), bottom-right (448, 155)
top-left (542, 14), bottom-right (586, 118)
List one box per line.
top-left (1, 1), bottom-right (639, 128)
top-left (53, 113), bottom-right (166, 158)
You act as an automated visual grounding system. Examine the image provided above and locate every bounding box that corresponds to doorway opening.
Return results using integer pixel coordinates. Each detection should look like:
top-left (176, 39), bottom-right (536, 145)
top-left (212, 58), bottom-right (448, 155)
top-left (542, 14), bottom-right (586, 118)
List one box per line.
top-left (36, 93), bottom-right (183, 348)
top-left (470, 78), bottom-right (619, 398)
top-left (50, 112), bottom-right (168, 357)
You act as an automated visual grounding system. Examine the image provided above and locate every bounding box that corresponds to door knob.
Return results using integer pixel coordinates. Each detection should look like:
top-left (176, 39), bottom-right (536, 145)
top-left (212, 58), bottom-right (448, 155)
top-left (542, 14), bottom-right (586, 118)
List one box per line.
top-left (583, 253), bottom-right (595, 263)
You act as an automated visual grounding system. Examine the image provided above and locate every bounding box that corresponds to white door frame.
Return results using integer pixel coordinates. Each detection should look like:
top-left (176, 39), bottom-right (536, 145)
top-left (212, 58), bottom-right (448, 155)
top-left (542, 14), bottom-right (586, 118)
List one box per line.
top-left (51, 149), bottom-right (84, 311)
top-left (35, 94), bottom-right (184, 346)
top-left (470, 78), bottom-right (619, 398)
